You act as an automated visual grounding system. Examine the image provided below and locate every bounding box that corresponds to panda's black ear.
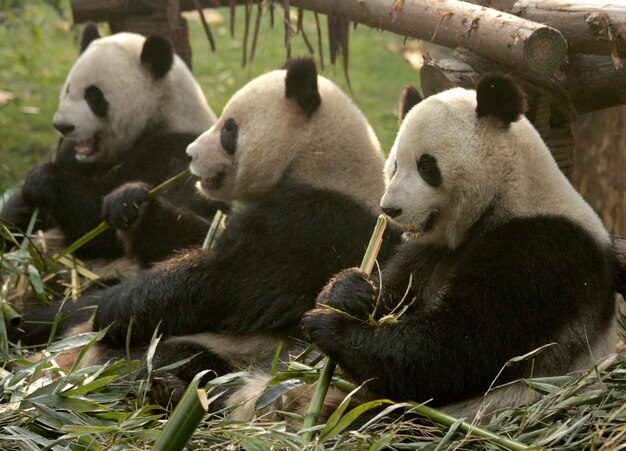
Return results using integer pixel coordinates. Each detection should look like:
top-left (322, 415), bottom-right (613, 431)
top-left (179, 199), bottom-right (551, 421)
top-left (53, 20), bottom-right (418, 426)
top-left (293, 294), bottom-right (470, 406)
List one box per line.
top-left (398, 85), bottom-right (422, 124)
top-left (80, 22), bottom-right (100, 54)
top-left (475, 73), bottom-right (527, 126)
top-left (285, 58), bottom-right (321, 118)
top-left (141, 35), bottom-right (174, 80)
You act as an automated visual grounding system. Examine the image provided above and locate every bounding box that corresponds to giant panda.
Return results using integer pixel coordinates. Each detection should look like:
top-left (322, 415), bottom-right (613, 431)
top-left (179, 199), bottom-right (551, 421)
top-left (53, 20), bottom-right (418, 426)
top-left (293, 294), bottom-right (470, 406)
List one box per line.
top-left (11, 59), bottom-right (402, 405)
top-left (0, 24), bottom-right (225, 267)
top-left (229, 74), bottom-right (617, 422)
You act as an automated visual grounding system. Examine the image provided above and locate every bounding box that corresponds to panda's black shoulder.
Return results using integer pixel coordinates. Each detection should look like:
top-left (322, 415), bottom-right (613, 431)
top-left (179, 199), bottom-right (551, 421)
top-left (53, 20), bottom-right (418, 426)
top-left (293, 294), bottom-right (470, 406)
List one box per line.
top-left (131, 130), bottom-right (198, 159)
top-left (219, 179), bottom-right (401, 264)
top-left (108, 130), bottom-right (198, 181)
top-left (463, 215), bottom-right (615, 305)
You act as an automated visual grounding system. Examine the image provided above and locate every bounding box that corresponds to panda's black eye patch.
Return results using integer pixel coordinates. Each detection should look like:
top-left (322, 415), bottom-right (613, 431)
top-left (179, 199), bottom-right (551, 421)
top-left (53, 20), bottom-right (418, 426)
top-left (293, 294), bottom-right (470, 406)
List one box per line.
top-left (84, 85), bottom-right (108, 117)
top-left (417, 153), bottom-right (442, 187)
top-left (221, 118), bottom-right (238, 155)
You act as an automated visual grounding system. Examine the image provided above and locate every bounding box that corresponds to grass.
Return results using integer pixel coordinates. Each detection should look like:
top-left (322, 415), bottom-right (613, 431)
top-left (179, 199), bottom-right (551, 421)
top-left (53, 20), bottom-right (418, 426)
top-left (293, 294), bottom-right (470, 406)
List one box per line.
top-left (0, 0), bottom-right (419, 189)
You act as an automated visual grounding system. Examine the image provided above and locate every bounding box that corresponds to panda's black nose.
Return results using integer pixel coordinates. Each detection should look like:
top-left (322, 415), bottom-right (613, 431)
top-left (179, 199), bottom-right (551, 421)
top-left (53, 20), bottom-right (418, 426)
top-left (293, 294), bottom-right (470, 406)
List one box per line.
top-left (53, 122), bottom-right (75, 136)
top-left (382, 206), bottom-right (402, 218)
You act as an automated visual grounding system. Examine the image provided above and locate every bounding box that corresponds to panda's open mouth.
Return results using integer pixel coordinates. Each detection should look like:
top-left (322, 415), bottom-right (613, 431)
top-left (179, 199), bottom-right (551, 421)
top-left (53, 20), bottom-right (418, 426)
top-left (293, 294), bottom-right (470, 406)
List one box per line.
top-left (74, 135), bottom-right (99, 160)
top-left (200, 171), bottom-right (226, 191)
top-left (403, 211), bottom-right (438, 235)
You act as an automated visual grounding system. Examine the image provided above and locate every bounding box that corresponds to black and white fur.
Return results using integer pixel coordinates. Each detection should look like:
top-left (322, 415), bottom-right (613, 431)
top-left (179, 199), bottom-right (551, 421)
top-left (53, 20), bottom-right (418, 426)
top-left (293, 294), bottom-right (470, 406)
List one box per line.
top-left (12, 60), bottom-right (401, 405)
top-left (0, 25), bottom-right (224, 267)
top-left (233, 74), bottom-right (617, 422)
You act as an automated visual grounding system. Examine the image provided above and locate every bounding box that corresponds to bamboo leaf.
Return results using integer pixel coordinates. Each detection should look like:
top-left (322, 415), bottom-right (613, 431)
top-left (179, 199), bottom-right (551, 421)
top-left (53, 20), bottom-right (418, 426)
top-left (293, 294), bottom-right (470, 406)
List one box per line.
top-left (255, 378), bottom-right (303, 410)
top-left (61, 376), bottom-right (117, 397)
top-left (319, 399), bottom-right (394, 443)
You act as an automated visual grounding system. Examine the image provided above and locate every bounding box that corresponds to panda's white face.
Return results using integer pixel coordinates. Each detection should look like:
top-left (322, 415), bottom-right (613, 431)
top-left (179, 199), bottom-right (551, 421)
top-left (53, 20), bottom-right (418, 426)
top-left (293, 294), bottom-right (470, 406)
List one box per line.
top-left (382, 89), bottom-right (505, 249)
top-left (53, 34), bottom-right (160, 165)
top-left (187, 65), bottom-right (386, 210)
top-left (53, 31), bottom-right (215, 166)
top-left (187, 71), bottom-right (296, 203)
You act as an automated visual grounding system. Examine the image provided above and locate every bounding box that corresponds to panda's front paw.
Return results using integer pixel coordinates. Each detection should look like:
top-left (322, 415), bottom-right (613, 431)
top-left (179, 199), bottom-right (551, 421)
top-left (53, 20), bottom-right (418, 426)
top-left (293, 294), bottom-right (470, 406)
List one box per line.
top-left (301, 308), bottom-right (345, 347)
top-left (102, 182), bottom-right (151, 230)
top-left (149, 372), bottom-right (187, 409)
top-left (21, 163), bottom-right (60, 207)
top-left (316, 268), bottom-right (377, 320)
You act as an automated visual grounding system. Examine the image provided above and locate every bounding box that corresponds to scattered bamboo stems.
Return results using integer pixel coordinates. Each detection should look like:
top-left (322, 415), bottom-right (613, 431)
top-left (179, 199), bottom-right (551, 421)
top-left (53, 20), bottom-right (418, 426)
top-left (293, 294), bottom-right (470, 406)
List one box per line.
top-left (408, 402), bottom-right (530, 451)
top-left (152, 372), bottom-right (210, 451)
top-left (1, 299), bottom-right (24, 330)
top-left (53, 168), bottom-right (192, 262)
top-left (302, 214), bottom-right (387, 440)
top-left (202, 209), bottom-right (226, 250)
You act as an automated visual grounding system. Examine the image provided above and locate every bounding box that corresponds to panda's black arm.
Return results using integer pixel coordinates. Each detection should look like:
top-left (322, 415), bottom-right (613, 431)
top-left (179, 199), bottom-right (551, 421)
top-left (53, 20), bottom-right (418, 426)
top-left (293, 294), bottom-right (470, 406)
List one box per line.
top-left (0, 190), bottom-right (53, 236)
top-left (20, 164), bottom-right (125, 259)
top-left (303, 216), bottom-right (616, 405)
top-left (93, 183), bottom-right (398, 347)
top-left (100, 131), bottom-right (230, 264)
top-left (20, 132), bottom-right (199, 259)
top-left (103, 182), bottom-right (228, 267)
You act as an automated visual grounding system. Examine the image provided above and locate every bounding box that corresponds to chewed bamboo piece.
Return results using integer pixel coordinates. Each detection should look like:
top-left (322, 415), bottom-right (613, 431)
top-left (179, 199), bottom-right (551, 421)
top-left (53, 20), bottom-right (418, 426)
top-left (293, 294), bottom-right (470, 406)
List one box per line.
top-left (302, 214), bottom-right (387, 439)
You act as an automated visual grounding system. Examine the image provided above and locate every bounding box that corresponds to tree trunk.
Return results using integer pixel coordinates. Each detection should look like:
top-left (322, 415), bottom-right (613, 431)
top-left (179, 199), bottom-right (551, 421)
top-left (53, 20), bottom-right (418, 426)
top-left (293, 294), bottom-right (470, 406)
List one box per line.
top-left (572, 106), bottom-right (626, 236)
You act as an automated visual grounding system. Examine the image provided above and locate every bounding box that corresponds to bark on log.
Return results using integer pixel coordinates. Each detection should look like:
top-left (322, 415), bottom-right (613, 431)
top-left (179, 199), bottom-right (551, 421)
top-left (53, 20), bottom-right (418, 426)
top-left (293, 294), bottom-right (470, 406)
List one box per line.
top-left (466, 1), bottom-right (626, 61)
top-left (512, 0), bottom-right (625, 63)
top-left (421, 47), bottom-right (626, 115)
top-left (287, 0), bottom-right (567, 74)
top-left (72, 0), bottom-right (567, 74)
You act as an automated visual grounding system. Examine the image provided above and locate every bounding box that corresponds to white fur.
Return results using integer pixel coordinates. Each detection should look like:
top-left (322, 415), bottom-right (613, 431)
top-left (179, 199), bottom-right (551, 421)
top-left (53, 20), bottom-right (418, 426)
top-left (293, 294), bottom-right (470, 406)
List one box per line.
top-left (382, 88), bottom-right (609, 249)
top-left (54, 32), bottom-right (216, 165)
top-left (187, 70), bottom-right (385, 213)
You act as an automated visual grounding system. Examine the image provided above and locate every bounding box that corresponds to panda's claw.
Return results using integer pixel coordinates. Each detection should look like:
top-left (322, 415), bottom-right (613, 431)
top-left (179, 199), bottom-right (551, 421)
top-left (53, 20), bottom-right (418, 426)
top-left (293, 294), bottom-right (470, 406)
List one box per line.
top-left (102, 182), bottom-right (151, 230)
top-left (148, 372), bottom-right (188, 409)
top-left (315, 268), bottom-right (376, 320)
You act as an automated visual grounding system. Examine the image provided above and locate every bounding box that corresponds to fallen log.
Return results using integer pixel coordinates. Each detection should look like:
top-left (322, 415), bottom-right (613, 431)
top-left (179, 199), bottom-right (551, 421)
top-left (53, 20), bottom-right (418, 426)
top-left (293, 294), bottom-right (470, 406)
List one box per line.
top-left (71, 0), bottom-right (568, 74)
top-left (421, 47), bottom-right (626, 115)
top-left (465, 0), bottom-right (626, 66)
top-left (513, 1), bottom-right (625, 63)
top-left (287, 0), bottom-right (567, 74)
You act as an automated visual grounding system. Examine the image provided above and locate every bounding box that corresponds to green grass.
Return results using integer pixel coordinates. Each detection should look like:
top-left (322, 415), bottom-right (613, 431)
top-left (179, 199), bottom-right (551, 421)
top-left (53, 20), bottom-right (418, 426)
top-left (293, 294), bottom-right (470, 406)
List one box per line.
top-left (0, 0), bottom-right (418, 189)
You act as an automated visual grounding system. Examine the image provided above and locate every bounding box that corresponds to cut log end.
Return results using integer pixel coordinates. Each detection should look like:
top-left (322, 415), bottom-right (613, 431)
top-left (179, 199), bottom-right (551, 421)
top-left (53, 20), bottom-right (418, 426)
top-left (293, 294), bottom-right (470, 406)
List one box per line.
top-left (524, 27), bottom-right (568, 74)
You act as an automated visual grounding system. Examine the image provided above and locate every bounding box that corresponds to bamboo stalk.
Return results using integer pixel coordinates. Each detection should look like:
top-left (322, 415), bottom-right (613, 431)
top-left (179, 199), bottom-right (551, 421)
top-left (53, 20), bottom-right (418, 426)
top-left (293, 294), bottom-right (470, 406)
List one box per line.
top-left (409, 402), bottom-right (529, 451)
top-left (1, 300), bottom-right (24, 330)
top-left (53, 169), bottom-right (192, 262)
top-left (201, 209), bottom-right (226, 250)
top-left (302, 214), bottom-right (387, 440)
top-left (152, 373), bottom-right (209, 451)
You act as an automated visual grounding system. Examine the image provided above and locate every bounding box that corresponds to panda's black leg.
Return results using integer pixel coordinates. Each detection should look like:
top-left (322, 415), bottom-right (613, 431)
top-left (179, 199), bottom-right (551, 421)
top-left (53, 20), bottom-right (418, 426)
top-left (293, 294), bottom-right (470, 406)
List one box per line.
top-left (148, 339), bottom-right (236, 409)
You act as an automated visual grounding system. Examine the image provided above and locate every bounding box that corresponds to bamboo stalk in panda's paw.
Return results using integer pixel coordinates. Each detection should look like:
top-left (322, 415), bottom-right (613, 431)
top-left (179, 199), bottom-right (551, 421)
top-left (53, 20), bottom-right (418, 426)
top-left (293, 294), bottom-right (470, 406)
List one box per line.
top-left (52, 168), bottom-right (193, 262)
top-left (302, 214), bottom-right (387, 440)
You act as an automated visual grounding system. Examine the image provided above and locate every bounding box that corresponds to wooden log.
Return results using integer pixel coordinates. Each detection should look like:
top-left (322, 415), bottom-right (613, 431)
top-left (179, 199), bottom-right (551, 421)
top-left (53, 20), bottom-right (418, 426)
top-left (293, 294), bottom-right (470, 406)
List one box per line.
top-left (563, 54), bottom-right (626, 113)
top-left (463, 1), bottom-right (626, 62)
top-left (285, 0), bottom-right (567, 74)
top-left (421, 47), bottom-right (626, 115)
top-left (512, 0), bottom-right (625, 62)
